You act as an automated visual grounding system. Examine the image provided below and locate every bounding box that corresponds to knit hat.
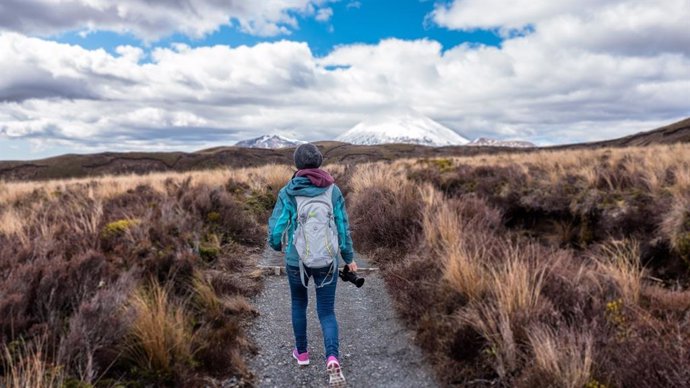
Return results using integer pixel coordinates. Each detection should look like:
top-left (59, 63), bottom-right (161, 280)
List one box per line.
top-left (293, 143), bottom-right (323, 169)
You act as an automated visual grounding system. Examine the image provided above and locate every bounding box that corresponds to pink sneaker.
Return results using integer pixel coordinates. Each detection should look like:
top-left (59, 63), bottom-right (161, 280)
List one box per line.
top-left (326, 356), bottom-right (346, 387)
top-left (292, 348), bottom-right (309, 366)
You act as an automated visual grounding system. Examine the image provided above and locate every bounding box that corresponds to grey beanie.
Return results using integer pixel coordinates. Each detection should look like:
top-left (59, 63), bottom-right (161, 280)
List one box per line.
top-left (294, 143), bottom-right (323, 169)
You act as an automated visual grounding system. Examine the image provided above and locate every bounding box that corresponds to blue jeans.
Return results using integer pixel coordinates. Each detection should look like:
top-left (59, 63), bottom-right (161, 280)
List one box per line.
top-left (286, 264), bottom-right (339, 359)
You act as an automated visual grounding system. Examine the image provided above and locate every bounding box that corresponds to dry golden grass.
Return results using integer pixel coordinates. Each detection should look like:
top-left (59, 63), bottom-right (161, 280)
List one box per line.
top-left (527, 325), bottom-right (593, 388)
top-left (420, 185), bottom-right (459, 248)
top-left (348, 162), bottom-right (401, 194)
top-left (191, 272), bottom-right (223, 318)
top-left (227, 164), bottom-right (293, 193)
top-left (595, 240), bottom-right (644, 303)
top-left (660, 195), bottom-right (690, 254)
top-left (489, 243), bottom-right (547, 318)
top-left (0, 163), bottom-right (296, 205)
top-left (2, 340), bottom-right (64, 388)
top-left (125, 281), bottom-right (196, 375)
top-left (0, 207), bottom-right (25, 238)
top-left (2, 143), bottom-right (689, 385)
top-left (443, 242), bottom-right (489, 300)
top-left (403, 143), bottom-right (690, 194)
top-left (459, 303), bottom-right (517, 380)
top-left (420, 185), bottom-right (490, 299)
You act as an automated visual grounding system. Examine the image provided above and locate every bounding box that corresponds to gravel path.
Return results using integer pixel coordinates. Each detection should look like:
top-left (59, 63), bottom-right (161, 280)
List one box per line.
top-left (248, 248), bottom-right (438, 388)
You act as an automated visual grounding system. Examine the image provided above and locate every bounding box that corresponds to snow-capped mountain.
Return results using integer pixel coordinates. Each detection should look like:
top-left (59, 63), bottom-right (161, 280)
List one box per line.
top-left (468, 137), bottom-right (536, 148)
top-left (235, 135), bottom-right (306, 149)
top-left (337, 112), bottom-right (469, 147)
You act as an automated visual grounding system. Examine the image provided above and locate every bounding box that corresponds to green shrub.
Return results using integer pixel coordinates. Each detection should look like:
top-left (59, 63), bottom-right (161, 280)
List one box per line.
top-left (199, 234), bottom-right (221, 262)
top-left (206, 211), bottom-right (221, 223)
top-left (430, 158), bottom-right (454, 173)
top-left (101, 219), bottom-right (140, 239)
top-left (246, 190), bottom-right (276, 216)
top-left (676, 232), bottom-right (690, 264)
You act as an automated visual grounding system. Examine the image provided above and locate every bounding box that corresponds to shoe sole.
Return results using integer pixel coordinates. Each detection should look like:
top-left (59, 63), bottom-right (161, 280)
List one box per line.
top-left (293, 352), bottom-right (309, 366)
top-left (327, 364), bottom-right (346, 387)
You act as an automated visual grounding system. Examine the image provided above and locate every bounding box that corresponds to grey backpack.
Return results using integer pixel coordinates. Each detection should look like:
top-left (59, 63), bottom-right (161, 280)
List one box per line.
top-left (293, 185), bottom-right (339, 288)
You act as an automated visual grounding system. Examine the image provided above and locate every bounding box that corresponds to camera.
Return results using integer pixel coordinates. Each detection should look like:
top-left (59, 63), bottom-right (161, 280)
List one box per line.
top-left (339, 265), bottom-right (364, 288)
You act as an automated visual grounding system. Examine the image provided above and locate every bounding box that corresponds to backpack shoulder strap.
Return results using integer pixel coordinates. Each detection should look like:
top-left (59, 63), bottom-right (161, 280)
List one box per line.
top-left (295, 185), bottom-right (335, 214)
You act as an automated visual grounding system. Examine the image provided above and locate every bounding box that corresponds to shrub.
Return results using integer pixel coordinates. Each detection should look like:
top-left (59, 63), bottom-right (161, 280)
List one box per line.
top-left (349, 167), bottom-right (423, 258)
top-left (57, 272), bottom-right (136, 382)
top-left (100, 219), bottom-right (140, 239)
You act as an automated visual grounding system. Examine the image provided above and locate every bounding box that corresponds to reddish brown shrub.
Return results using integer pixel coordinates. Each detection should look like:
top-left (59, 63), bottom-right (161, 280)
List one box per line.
top-left (349, 184), bottom-right (423, 259)
top-left (57, 272), bottom-right (136, 382)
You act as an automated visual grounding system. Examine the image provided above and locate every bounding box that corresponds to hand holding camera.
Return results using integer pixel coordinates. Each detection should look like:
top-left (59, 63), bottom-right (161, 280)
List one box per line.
top-left (339, 264), bottom-right (364, 288)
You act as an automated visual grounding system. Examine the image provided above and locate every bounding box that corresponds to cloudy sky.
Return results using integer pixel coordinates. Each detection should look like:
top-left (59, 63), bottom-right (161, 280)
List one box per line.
top-left (0, 0), bottom-right (688, 160)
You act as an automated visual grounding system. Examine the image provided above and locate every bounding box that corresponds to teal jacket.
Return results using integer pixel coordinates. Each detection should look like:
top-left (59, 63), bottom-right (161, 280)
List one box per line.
top-left (268, 177), bottom-right (354, 267)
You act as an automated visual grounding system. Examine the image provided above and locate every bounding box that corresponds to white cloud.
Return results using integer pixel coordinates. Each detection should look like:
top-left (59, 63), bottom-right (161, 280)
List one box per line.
top-left (1, 0), bottom-right (689, 155)
top-left (0, 0), bottom-right (334, 40)
top-left (315, 7), bottom-right (334, 22)
top-left (431, 0), bottom-right (690, 55)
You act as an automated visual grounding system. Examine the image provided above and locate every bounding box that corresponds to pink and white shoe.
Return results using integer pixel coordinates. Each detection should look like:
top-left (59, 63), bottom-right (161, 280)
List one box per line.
top-left (326, 356), bottom-right (346, 387)
top-left (292, 348), bottom-right (309, 366)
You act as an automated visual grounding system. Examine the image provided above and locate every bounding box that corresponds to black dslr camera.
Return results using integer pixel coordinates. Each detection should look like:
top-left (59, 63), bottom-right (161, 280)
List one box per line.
top-left (339, 265), bottom-right (364, 288)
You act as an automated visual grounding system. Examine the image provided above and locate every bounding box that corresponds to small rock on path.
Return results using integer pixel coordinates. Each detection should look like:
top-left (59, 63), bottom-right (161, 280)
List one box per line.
top-left (248, 247), bottom-right (438, 388)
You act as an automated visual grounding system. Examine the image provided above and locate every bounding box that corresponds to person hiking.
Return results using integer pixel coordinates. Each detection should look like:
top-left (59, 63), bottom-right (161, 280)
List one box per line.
top-left (267, 143), bottom-right (356, 387)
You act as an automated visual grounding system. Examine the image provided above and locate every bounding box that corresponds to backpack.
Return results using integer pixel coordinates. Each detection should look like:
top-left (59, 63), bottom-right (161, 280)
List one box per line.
top-left (293, 185), bottom-right (339, 288)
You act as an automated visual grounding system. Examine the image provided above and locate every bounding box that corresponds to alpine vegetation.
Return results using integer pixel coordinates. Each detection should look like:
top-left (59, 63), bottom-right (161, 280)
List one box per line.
top-left (347, 144), bottom-right (690, 387)
top-left (0, 166), bottom-right (293, 386)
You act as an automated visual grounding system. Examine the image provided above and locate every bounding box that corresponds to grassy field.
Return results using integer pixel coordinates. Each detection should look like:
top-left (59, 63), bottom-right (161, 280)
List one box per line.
top-left (0, 165), bottom-right (295, 387)
top-left (1, 144), bottom-right (689, 387)
top-left (345, 144), bottom-right (690, 387)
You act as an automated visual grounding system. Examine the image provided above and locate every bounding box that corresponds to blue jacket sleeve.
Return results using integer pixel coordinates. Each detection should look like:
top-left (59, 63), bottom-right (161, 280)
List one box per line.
top-left (268, 189), bottom-right (292, 251)
top-left (332, 185), bottom-right (354, 264)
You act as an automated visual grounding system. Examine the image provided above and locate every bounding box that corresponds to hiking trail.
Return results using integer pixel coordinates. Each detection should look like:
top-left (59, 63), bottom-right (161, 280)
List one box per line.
top-left (248, 247), bottom-right (438, 387)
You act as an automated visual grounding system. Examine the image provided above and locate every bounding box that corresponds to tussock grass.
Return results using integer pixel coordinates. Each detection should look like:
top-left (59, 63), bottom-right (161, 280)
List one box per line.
top-left (489, 243), bottom-right (547, 318)
top-left (0, 207), bottom-right (25, 239)
top-left (2, 340), bottom-right (64, 388)
top-left (420, 186), bottom-right (488, 298)
top-left (527, 325), bottom-right (593, 388)
top-left (459, 303), bottom-right (517, 380)
top-left (3, 143), bottom-right (689, 386)
top-left (349, 163), bottom-right (400, 194)
top-left (0, 163), bottom-right (295, 205)
top-left (595, 240), bottom-right (645, 303)
top-left (442, 242), bottom-right (489, 300)
top-left (125, 281), bottom-right (196, 376)
top-left (349, 146), bottom-right (690, 386)
top-left (231, 164), bottom-right (294, 194)
top-left (0, 167), bottom-right (270, 384)
top-left (191, 271), bottom-right (223, 318)
top-left (660, 195), bottom-right (690, 261)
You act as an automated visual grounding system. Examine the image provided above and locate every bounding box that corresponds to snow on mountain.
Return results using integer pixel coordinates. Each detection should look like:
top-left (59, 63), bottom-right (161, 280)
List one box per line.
top-left (468, 137), bottom-right (536, 148)
top-left (337, 112), bottom-right (469, 147)
top-left (235, 135), bottom-right (306, 149)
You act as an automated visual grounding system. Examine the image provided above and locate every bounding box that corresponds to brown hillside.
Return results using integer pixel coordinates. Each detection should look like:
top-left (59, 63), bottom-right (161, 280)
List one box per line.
top-left (561, 117), bottom-right (690, 149)
top-left (0, 142), bottom-right (527, 181)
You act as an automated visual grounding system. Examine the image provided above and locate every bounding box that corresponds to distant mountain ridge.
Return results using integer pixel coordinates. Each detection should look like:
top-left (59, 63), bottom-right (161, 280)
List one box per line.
top-left (235, 134), bottom-right (305, 149)
top-left (1, 117), bottom-right (688, 182)
top-left (468, 137), bottom-right (536, 148)
top-left (337, 112), bottom-right (470, 146)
